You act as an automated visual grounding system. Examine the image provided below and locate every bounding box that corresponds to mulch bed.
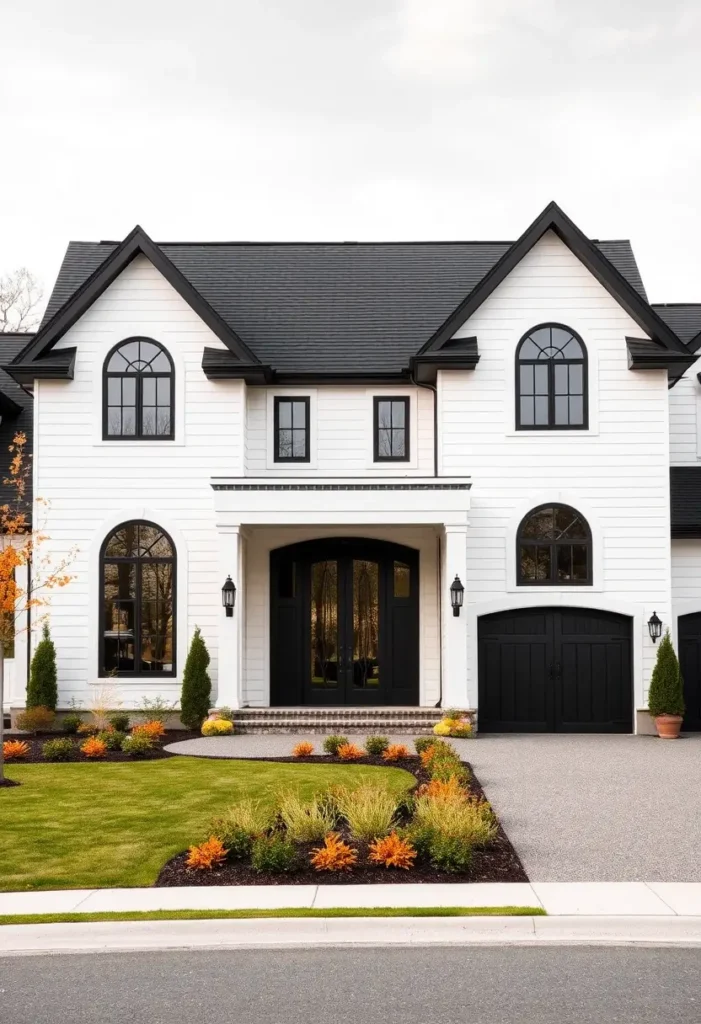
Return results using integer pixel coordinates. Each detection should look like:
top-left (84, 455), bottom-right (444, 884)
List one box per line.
top-left (3, 730), bottom-right (200, 764)
top-left (156, 753), bottom-right (528, 886)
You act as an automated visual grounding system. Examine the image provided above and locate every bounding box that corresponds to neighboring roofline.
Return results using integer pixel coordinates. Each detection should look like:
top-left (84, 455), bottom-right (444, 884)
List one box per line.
top-left (11, 226), bottom-right (260, 370)
top-left (418, 201), bottom-right (690, 359)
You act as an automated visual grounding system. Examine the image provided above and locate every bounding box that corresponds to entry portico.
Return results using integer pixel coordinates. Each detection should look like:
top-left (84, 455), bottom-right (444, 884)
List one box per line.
top-left (212, 476), bottom-right (471, 710)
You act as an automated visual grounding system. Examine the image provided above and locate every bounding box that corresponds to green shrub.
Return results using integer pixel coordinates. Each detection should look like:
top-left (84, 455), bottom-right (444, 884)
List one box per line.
top-left (335, 784), bottom-right (398, 841)
top-left (250, 835), bottom-right (299, 874)
top-left (425, 834), bottom-right (474, 873)
top-left (648, 630), bottom-right (685, 718)
top-left (323, 735), bottom-right (348, 756)
top-left (180, 627), bottom-right (212, 729)
top-left (121, 733), bottom-right (153, 756)
top-left (26, 623), bottom-right (58, 710)
top-left (216, 706), bottom-right (235, 723)
top-left (208, 800), bottom-right (274, 860)
top-left (429, 757), bottom-right (470, 786)
top-left (62, 713), bottom-right (83, 735)
top-left (42, 737), bottom-right (75, 762)
top-left (364, 735), bottom-right (389, 756)
top-left (410, 793), bottom-right (497, 872)
top-left (414, 736), bottom-right (435, 755)
top-left (98, 730), bottom-right (126, 751)
top-left (278, 792), bottom-right (335, 842)
top-left (108, 713), bottom-right (130, 733)
top-left (137, 696), bottom-right (176, 724)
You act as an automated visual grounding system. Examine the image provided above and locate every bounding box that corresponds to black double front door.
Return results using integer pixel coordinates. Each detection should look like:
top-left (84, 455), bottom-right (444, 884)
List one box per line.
top-left (270, 538), bottom-right (419, 706)
top-left (478, 607), bottom-right (632, 732)
top-left (677, 613), bottom-right (701, 731)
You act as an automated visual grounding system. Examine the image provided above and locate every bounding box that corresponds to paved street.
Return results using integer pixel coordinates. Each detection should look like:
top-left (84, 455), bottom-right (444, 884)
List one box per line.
top-left (2, 945), bottom-right (701, 1023)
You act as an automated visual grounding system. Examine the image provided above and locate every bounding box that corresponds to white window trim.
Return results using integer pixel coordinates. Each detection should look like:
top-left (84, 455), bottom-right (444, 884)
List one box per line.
top-left (265, 389), bottom-right (318, 471)
top-left (365, 388), bottom-right (419, 471)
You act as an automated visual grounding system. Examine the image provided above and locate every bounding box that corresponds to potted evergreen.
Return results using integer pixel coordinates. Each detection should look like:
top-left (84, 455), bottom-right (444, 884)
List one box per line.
top-left (648, 630), bottom-right (685, 738)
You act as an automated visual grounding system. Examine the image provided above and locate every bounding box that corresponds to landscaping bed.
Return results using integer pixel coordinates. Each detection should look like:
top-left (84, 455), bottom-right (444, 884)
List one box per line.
top-left (156, 743), bottom-right (527, 886)
top-left (3, 730), bottom-right (199, 764)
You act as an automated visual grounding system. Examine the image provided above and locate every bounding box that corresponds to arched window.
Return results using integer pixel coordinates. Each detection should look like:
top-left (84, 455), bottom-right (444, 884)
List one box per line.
top-left (516, 324), bottom-right (587, 429)
top-left (517, 504), bottom-right (592, 585)
top-left (103, 338), bottom-right (174, 439)
top-left (100, 521), bottom-right (176, 675)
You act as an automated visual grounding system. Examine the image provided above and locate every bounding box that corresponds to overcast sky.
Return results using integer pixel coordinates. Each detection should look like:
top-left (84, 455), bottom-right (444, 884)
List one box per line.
top-left (2, 0), bottom-right (700, 310)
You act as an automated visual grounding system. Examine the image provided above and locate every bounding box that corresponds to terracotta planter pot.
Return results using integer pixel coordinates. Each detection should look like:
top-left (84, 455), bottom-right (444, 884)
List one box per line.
top-left (654, 714), bottom-right (683, 739)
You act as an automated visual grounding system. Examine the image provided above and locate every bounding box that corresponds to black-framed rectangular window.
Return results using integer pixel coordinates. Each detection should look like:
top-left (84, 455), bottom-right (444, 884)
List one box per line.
top-left (274, 397), bottom-right (310, 462)
top-left (374, 397), bottom-right (410, 462)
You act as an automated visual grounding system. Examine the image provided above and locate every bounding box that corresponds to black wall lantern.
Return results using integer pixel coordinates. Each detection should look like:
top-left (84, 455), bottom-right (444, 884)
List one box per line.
top-left (450, 575), bottom-right (464, 617)
top-left (647, 610), bottom-right (662, 643)
top-left (222, 576), bottom-right (236, 617)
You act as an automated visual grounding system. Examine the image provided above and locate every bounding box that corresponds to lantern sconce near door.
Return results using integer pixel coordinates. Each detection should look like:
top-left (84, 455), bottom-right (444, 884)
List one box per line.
top-left (647, 611), bottom-right (662, 643)
top-left (450, 575), bottom-right (464, 617)
top-left (222, 576), bottom-right (236, 617)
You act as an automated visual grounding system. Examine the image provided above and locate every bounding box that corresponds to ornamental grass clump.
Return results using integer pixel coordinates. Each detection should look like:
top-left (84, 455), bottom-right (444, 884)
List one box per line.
top-left (411, 793), bottom-right (497, 873)
top-left (382, 743), bottom-right (411, 762)
top-left (292, 741), bottom-right (314, 757)
top-left (364, 735), bottom-right (389, 756)
top-left (337, 742), bottom-right (365, 761)
top-left (277, 792), bottom-right (335, 843)
top-left (80, 736), bottom-right (107, 759)
top-left (186, 837), bottom-right (227, 871)
top-left (15, 706), bottom-right (55, 734)
top-left (3, 739), bottom-right (30, 761)
top-left (42, 737), bottom-right (75, 762)
top-left (647, 630), bottom-right (685, 718)
top-left (251, 835), bottom-right (298, 874)
top-left (414, 736), bottom-right (436, 755)
top-left (310, 833), bottom-right (358, 873)
top-left (208, 800), bottom-right (274, 860)
top-left (335, 783), bottom-right (398, 841)
top-left (323, 735), bottom-right (348, 756)
top-left (368, 832), bottom-right (417, 870)
top-left (418, 776), bottom-right (468, 801)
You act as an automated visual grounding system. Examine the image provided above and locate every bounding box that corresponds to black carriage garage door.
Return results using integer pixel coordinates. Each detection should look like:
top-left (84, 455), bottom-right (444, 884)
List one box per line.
top-left (478, 607), bottom-right (632, 733)
top-left (677, 613), bottom-right (701, 732)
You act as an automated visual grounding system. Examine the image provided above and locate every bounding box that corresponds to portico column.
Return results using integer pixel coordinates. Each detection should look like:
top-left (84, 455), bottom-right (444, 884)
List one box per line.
top-left (441, 524), bottom-right (469, 709)
top-left (216, 525), bottom-right (243, 710)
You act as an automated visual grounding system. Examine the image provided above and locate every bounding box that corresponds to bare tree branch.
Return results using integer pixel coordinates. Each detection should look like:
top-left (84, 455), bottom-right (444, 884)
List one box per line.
top-left (0, 268), bottom-right (43, 333)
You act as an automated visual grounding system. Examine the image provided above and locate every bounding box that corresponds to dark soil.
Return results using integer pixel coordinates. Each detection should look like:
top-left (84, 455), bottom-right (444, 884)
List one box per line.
top-left (3, 730), bottom-right (200, 764)
top-left (156, 754), bottom-right (528, 886)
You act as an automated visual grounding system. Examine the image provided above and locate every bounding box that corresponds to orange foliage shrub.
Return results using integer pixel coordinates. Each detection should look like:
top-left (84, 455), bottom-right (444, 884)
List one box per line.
top-left (368, 832), bottom-right (417, 870)
top-left (417, 776), bottom-right (467, 801)
top-left (80, 736), bottom-right (107, 759)
top-left (382, 744), bottom-right (411, 762)
top-left (419, 744), bottom-right (437, 768)
top-left (3, 739), bottom-right (30, 761)
top-left (186, 836), bottom-right (227, 871)
top-left (337, 742), bottom-right (364, 761)
top-left (132, 720), bottom-right (166, 742)
top-left (310, 833), bottom-right (358, 872)
top-left (292, 741), bottom-right (314, 757)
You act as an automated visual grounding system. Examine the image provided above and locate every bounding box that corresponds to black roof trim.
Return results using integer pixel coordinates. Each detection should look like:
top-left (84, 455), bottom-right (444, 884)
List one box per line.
top-left (201, 347), bottom-right (272, 383)
top-left (3, 347), bottom-right (77, 385)
top-left (689, 330), bottom-right (701, 354)
top-left (202, 348), bottom-right (416, 386)
top-left (626, 337), bottom-right (694, 382)
top-left (419, 201), bottom-right (690, 359)
top-left (410, 338), bottom-right (479, 383)
top-left (11, 226), bottom-right (260, 371)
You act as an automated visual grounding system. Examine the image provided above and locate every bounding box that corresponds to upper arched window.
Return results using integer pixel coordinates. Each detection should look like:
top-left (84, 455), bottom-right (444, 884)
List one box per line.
top-left (517, 504), bottom-right (592, 585)
top-left (100, 520), bottom-right (176, 675)
top-left (516, 324), bottom-right (587, 430)
top-left (103, 338), bottom-right (174, 440)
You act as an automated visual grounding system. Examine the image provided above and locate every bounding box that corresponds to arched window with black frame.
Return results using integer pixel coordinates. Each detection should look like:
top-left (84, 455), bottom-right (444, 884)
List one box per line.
top-left (100, 521), bottom-right (176, 676)
top-left (516, 324), bottom-right (587, 429)
top-left (103, 338), bottom-right (174, 439)
top-left (517, 504), bottom-right (592, 586)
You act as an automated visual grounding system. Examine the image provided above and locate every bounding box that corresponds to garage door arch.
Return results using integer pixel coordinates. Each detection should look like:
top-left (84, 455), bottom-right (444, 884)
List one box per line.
top-left (478, 606), bottom-right (632, 733)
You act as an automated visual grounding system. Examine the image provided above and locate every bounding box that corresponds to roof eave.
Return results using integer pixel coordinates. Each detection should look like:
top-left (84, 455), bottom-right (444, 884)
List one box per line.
top-left (2, 348), bottom-right (77, 386)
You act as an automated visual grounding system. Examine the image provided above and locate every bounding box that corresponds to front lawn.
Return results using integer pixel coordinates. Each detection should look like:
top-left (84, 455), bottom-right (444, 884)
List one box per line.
top-left (0, 758), bottom-right (413, 892)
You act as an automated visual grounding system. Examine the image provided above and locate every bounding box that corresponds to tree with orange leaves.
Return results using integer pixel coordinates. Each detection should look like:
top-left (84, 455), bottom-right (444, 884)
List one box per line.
top-left (0, 432), bottom-right (74, 785)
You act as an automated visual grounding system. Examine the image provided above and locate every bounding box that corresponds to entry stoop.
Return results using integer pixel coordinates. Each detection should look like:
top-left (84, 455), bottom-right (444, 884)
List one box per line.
top-left (224, 708), bottom-right (449, 735)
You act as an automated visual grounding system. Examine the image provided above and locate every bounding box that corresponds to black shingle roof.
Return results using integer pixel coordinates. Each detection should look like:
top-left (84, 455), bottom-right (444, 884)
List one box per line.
top-left (652, 305), bottom-right (701, 349)
top-left (0, 334), bottom-right (33, 506)
top-left (40, 238), bottom-right (649, 375)
top-left (671, 467), bottom-right (701, 537)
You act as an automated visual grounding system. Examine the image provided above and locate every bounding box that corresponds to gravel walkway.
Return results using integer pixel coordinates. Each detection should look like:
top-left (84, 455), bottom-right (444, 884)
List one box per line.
top-left (167, 732), bottom-right (701, 882)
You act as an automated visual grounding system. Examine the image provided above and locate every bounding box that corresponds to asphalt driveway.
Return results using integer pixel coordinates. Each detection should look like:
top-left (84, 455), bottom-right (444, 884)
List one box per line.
top-left (455, 733), bottom-right (701, 882)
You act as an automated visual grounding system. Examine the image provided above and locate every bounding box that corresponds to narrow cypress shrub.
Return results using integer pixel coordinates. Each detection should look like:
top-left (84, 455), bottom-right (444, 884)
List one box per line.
top-left (180, 626), bottom-right (212, 729)
top-left (26, 623), bottom-right (58, 710)
top-left (647, 630), bottom-right (685, 718)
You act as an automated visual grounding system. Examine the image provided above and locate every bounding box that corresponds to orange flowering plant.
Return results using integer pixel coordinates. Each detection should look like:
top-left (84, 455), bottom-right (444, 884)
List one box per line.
top-left (0, 433), bottom-right (76, 783)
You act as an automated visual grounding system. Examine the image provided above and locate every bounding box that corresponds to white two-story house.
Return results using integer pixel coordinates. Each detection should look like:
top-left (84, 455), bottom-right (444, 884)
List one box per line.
top-left (6, 201), bottom-right (701, 734)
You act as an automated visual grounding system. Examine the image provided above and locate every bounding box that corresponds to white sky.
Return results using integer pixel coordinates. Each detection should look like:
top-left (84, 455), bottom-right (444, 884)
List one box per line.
top-left (2, 0), bottom-right (700, 310)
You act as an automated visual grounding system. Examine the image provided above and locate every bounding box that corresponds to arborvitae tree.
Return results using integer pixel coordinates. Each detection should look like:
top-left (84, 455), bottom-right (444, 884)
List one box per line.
top-left (26, 622), bottom-right (58, 710)
top-left (647, 630), bottom-right (685, 718)
top-left (180, 626), bottom-right (212, 729)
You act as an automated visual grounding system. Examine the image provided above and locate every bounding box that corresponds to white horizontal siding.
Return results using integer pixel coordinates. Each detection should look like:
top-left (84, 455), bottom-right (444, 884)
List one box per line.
top-left (672, 540), bottom-right (701, 606)
top-left (669, 364), bottom-right (701, 466)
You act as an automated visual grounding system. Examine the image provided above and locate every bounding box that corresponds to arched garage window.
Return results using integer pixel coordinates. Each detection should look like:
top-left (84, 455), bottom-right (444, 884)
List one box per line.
top-left (100, 521), bottom-right (176, 675)
top-left (517, 504), bottom-right (592, 585)
top-left (103, 338), bottom-right (174, 439)
top-left (516, 324), bottom-right (587, 429)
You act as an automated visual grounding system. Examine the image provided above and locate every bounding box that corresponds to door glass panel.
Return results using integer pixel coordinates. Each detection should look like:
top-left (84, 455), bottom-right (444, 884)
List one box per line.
top-left (311, 561), bottom-right (338, 689)
top-left (393, 561), bottom-right (410, 598)
top-left (352, 560), bottom-right (379, 689)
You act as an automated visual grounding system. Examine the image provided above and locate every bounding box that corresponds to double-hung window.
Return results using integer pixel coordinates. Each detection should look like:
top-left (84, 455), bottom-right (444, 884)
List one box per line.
top-left (274, 397), bottom-right (310, 462)
top-left (374, 396), bottom-right (410, 462)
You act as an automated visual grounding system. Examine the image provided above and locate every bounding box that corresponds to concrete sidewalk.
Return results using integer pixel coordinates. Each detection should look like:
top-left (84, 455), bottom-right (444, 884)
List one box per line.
top-left (2, 882), bottom-right (701, 917)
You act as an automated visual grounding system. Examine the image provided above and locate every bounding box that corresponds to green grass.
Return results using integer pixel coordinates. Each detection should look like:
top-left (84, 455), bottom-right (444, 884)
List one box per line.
top-left (0, 758), bottom-right (413, 892)
top-left (0, 906), bottom-right (545, 926)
